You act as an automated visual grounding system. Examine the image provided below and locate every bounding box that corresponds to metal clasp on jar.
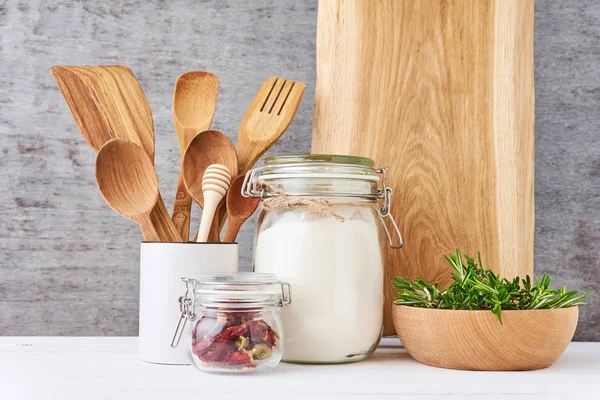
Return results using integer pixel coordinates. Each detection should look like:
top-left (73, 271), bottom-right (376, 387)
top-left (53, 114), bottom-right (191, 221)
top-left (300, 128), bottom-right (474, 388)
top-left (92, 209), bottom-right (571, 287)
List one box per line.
top-left (375, 167), bottom-right (403, 249)
top-left (279, 281), bottom-right (292, 306)
top-left (170, 278), bottom-right (197, 348)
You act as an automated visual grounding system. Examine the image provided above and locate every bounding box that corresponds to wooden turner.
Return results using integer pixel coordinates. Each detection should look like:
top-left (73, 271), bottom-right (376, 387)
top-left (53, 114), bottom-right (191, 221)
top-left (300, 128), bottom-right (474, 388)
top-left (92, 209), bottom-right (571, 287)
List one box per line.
top-left (51, 66), bottom-right (154, 158)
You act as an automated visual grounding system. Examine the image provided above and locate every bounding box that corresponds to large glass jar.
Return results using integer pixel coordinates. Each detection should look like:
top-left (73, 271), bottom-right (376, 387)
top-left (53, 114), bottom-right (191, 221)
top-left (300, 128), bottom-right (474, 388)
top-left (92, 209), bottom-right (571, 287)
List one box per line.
top-left (171, 273), bottom-right (292, 373)
top-left (242, 154), bottom-right (402, 364)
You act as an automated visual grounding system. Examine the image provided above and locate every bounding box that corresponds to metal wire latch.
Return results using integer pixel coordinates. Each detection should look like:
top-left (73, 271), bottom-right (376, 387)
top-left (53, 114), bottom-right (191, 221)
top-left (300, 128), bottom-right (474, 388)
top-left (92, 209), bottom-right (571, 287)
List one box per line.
top-left (170, 278), bottom-right (197, 348)
top-left (279, 281), bottom-right (292, 306)
top-left (375, 167), bottom-right (403, 249)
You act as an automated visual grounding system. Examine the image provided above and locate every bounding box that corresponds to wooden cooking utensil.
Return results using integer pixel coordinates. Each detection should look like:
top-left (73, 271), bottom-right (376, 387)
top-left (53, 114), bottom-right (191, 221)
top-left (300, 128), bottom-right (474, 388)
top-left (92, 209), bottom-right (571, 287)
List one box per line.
top-left (223, 176), bottom-right (260, 242)
top-left (172, 72), bottom-right (219, 240)
top-left (105, 66), bottom-right (183, 242)
top-left (95, 139), bottom-right (181, 242)
top-left (312, 0), bottom-right (534, 334)
top-left (182, 130), bottom-right (238, 241)
top-left (211, 76), bottom-right (304, 230)
top-left (51, 66), bottom-right (154, 158)
top-left (236, 76), bottom-right (305, 175)
top-left (51, 65), bottom-right (182, 242)
top-left (195, 165), bottom-right (232, 242)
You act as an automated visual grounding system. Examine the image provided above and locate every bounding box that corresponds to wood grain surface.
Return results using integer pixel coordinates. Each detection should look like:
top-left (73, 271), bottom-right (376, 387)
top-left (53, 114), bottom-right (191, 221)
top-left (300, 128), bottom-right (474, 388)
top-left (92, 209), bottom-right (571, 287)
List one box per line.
top-left (223, 175), bottom-right (260, 242)
top-left (51, 66), bottom-right (155, 160)
top-left (392, 306), bottom-right (578, 371)
top-left (312, 0), bottom-right (535, 335)
top-left (237, 76), bottom-right (305, 175)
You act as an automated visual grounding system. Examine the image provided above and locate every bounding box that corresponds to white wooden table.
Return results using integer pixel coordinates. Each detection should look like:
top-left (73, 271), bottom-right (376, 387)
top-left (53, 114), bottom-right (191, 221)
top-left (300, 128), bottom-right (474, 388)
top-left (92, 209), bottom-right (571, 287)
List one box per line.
top-left (1, 337), bottom-right (599, 399)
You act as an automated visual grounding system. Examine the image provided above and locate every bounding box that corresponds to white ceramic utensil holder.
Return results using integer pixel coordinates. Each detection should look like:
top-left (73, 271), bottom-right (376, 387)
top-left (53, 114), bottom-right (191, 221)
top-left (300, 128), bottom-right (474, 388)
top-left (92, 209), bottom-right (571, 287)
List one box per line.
top-left (139, 242), bottom-right (238, 365)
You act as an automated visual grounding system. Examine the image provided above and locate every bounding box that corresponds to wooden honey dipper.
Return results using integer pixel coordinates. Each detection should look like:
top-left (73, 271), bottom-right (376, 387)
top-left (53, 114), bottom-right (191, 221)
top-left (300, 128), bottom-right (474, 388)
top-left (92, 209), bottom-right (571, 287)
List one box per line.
top-left (196, 164), bottom-right (231, 242)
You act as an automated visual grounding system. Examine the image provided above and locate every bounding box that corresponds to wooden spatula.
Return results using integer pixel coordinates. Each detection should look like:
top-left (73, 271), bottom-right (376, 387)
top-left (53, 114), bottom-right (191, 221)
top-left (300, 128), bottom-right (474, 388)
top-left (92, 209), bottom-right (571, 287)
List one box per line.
top-left (236, 77), bottom-right (305, 175)
top-left (51, 66), bottom-right (154, 158)
top-left (172, 72), bottom-right (219, 240)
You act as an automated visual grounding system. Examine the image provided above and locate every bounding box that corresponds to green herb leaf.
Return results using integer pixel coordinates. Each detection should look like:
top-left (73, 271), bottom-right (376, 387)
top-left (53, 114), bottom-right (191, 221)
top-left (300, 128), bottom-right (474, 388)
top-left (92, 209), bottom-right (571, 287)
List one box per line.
top-left (392, 250), bottom-right (592, 324)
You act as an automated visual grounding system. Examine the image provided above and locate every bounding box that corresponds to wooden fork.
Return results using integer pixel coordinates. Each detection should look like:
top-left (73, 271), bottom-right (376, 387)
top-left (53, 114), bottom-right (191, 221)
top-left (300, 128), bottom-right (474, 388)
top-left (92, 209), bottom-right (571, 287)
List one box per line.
top-left (236, 77), bottom-right (306, 175)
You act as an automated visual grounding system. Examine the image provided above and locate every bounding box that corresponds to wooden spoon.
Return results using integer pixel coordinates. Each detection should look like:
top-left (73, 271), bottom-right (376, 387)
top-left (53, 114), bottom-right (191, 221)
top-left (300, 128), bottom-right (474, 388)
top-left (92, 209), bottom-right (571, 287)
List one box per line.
top-left (95, 140), bottom-right (181, 242)
top-left (196, 165), bottom-right (231, 242)
top-left (51, 65), bottom-right (182, 242)
top-left (172, 72), bottom-right (219, 240)
top-left (223, 176), bottom-right (260, 243)
top-left (236, 76), bottom-right (305, 175)
top-left (182, 130), bottom-right (238, 242)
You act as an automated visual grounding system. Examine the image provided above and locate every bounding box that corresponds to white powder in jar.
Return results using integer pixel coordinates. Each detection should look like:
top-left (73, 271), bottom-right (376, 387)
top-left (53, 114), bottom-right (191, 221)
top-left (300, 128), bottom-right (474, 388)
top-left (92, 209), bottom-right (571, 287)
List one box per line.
top-left (254, 209), bottom-right (384, 363)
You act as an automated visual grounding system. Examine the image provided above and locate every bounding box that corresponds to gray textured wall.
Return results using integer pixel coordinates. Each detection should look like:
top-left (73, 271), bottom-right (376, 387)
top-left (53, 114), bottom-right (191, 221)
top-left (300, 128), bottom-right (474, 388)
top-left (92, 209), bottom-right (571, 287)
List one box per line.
top-left (0, 0), bottom-right (598, 339)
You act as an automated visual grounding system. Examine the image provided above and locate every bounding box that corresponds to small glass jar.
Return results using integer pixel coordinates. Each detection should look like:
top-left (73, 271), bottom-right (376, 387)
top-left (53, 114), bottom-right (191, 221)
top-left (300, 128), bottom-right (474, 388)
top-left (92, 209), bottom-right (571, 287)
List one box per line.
top-left (242, 154), bottom-right (402, 364)
top-left (171, 273), bottom-right (291, 373)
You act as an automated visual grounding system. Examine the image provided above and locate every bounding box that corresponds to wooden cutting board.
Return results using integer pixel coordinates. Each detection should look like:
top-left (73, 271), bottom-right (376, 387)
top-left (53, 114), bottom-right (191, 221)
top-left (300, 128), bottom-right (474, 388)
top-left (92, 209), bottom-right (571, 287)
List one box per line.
top-left (312, 0), bottom-right (535, 335)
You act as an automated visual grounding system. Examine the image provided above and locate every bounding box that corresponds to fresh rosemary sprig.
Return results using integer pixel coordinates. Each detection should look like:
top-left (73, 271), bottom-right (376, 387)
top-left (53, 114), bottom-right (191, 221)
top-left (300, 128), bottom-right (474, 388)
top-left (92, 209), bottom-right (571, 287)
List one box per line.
top-left (393, 249), bottom-right (592, 324)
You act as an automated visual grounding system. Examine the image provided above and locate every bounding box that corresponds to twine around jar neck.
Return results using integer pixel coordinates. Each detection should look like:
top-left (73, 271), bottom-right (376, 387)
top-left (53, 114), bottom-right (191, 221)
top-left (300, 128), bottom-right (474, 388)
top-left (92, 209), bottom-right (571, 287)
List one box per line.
top-left (253, 178), bottom-right (378, 223)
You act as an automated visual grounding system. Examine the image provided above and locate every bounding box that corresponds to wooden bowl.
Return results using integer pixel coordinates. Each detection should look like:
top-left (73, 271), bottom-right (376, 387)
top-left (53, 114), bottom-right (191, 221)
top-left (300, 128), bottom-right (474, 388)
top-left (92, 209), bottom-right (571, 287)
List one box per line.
top-left (392, 305), bottom-right (578, 371)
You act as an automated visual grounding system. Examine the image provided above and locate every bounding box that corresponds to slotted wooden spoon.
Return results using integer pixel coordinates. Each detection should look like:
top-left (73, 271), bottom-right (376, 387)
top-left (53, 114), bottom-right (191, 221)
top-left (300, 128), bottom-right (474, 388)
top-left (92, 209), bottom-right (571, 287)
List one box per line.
top-left (214, 77), bottom-right (305, 230)
top-left (172, 72), bottom-right (219, 240)
top-left (95, 139), bottom-right (181, 242)
top-left (236, 76), bottom-right (305, 175)
top-left (51, 65), bottom-right (182, 242)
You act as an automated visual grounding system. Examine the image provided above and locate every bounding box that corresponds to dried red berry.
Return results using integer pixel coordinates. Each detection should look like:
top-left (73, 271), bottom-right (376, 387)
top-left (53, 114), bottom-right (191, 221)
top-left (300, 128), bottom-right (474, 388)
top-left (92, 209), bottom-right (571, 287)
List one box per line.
top-left (227, 350), bottom-right (253, 365)
top-left (191, 312), bottom-right (276, 368)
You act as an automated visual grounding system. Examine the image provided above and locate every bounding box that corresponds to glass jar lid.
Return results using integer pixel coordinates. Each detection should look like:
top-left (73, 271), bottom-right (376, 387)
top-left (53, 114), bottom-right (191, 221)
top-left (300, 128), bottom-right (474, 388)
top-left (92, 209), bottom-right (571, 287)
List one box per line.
top-left (186, 273), bottom-right (292, 309)
top-left (262, 154), bottom-right (380, 184)
top-left (241, 154), bottom-right (403, 249)
top-left (170, 274), bottom-right (291, 348)
top-left (243, 153), bottom-right (385, 199)
top-left (264, 154), bottom-right (375, 167)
